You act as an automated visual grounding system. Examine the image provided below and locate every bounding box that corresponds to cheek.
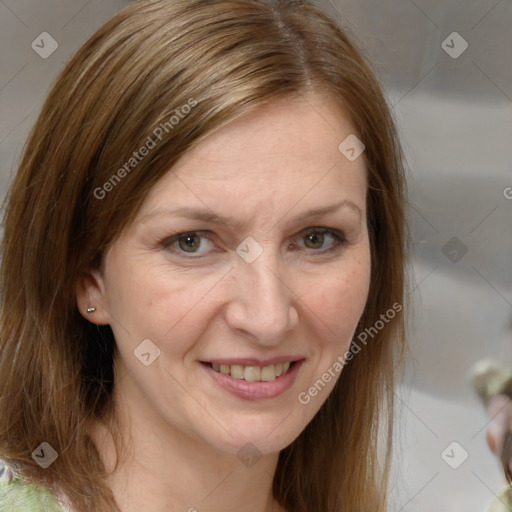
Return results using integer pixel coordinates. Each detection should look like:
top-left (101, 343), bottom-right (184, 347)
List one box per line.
top-left (303, 260), bottom-right (371, 345)
top-left (106, 259), bottom-right (218, 334)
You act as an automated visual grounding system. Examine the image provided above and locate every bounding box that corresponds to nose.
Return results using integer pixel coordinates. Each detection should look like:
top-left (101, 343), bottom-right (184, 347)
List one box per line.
top-left (223, 249), bottom-right (299, 346)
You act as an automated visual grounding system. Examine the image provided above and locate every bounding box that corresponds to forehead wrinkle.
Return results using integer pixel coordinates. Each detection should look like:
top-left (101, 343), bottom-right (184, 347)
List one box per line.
top-left (139, 199), bottom-right (362, 234)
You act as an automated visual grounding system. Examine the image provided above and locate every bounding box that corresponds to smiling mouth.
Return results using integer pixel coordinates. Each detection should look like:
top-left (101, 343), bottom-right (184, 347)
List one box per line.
top-left (201, 361), bottom-right (297, 382)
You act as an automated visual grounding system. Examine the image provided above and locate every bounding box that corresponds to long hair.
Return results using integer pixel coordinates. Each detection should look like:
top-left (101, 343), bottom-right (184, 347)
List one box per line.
top-left (0, 1), bottom-right (409, 511)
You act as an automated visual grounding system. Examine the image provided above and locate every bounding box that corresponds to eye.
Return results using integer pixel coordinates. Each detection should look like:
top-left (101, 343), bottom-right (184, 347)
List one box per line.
top-left (160, 227), bottom-right (348, 259)
top-left (295, 227), bottom-right (347, 254)
top-left (161, 231), bottom-right (215, 256)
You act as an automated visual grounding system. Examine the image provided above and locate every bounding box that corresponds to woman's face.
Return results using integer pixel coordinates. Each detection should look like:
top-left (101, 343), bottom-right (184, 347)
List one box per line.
top-left (79, 92), bottom-right (371, 455)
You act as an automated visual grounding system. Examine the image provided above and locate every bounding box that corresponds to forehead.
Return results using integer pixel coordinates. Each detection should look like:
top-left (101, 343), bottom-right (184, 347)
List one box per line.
top-left (136, 91), bottom-right (367, 225)
top-left (175, 92), bottom-right (361, 173)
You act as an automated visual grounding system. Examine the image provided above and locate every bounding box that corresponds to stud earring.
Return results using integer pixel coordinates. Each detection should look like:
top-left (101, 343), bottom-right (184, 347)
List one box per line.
top-left (86, 307), bottom-right (96, 314)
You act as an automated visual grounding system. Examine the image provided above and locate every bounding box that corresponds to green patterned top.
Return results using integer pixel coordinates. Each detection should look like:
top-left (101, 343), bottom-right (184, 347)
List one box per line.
top-left (0, 460), bottom-right (64, 512)
top-left (485, 486), bottom-right (512, 512)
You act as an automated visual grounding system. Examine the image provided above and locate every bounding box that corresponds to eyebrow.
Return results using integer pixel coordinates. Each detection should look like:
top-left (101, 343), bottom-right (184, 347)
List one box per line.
top-left (139, 199), bottom-right (362, 230)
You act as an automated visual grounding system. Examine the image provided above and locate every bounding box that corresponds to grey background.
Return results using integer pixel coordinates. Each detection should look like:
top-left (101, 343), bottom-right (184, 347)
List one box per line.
top-left (1, 0), bottom-right (511, 510)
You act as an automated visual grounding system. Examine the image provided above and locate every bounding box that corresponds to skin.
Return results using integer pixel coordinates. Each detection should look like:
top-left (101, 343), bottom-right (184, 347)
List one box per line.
top-left (76, 91), bottom-right (371, 512)
top-left (487, 394), bottom-right (512, 474)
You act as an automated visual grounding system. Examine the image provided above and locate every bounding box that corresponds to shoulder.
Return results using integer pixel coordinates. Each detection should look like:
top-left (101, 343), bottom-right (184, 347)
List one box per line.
top-left (0, 459), bottom-right (64, 512)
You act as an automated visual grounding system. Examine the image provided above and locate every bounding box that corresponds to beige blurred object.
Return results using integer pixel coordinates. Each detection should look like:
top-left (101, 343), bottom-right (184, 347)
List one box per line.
top-left (470, 359), bottom-right (512, 511)
top-left (470, 359), bottom-right (512, 408)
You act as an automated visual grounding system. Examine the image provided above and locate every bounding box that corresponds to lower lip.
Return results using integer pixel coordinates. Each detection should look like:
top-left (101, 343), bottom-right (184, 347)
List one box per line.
top-left (200, 360), bottom-right (304, 401)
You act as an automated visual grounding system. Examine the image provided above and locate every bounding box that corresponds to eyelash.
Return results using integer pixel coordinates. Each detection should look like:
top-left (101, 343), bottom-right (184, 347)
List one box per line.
top-left (159, 227), bottom-right (348, 258)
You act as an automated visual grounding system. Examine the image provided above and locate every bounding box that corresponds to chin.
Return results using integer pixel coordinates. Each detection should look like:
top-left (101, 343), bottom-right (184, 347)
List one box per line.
top-left (203, 415), bottom-right (307, 457)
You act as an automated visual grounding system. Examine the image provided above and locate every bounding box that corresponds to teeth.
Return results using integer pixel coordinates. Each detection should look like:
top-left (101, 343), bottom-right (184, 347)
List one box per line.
top-left (209, 361), bottom-right (294, 381)
top-left (260, 365), bottom-right (275, 381)
top-left (231, 365), bottom-right (244, 379)
top-left (244, 366), bottom-right (261, 381)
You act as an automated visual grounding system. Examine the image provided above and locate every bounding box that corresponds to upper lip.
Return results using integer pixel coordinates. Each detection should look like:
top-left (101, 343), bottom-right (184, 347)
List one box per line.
top-left (201, 356), bottom-right (305, 367)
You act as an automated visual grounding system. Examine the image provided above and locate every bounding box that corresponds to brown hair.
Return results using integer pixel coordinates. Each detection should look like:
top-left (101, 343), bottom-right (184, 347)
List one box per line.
top-left (0, 1), bottom-right (408, 511)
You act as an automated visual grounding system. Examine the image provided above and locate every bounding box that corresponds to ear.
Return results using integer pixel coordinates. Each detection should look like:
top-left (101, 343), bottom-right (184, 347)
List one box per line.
top-left (76, 268), bottom-right (111, 325)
